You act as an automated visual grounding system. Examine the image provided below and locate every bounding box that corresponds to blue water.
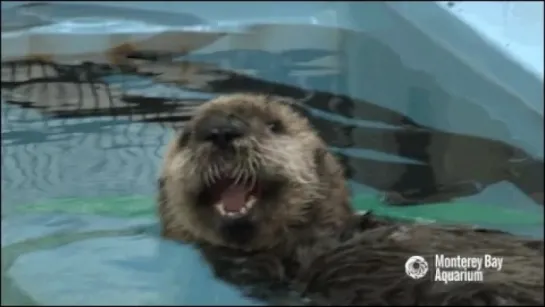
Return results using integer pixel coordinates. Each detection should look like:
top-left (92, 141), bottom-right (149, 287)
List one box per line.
top-left (2, 3), bottom-right (543, 305)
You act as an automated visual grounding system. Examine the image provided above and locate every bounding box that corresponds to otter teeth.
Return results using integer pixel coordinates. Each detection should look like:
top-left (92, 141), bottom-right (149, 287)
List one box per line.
top-left (215, 197), bottom-right (256, 217)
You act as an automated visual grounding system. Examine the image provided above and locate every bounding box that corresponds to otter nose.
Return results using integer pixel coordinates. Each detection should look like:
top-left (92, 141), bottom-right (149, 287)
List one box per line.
top-left (196, 114), bottom-right (246, 147)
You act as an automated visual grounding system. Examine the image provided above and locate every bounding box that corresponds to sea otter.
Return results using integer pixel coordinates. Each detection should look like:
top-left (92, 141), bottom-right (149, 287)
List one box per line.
top-left (158, 93), bottom-right (544, 306)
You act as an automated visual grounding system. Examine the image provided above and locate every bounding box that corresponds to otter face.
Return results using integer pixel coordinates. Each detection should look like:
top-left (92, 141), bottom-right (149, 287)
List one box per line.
top-left (162, 94), bottom-right (330, 248)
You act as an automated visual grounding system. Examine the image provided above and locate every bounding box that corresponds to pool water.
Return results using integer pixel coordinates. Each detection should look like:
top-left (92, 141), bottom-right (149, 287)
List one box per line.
top-left (1, 102), bottom-right (266, 305)
top-left (1, 2), bottom-right (543, 306)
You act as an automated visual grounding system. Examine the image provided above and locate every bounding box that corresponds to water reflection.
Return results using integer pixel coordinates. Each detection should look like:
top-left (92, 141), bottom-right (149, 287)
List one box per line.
top-left (2, 55), bottom-right (543, 206)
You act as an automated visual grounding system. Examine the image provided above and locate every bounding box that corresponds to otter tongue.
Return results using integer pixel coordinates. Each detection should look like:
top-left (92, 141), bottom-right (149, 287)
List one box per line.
top-left (220, 184), bottom-right (247, 212)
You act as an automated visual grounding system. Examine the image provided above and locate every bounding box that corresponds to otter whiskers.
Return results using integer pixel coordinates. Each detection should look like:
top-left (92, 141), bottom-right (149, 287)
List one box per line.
top-left (259, 141), bottom-right (317, 187)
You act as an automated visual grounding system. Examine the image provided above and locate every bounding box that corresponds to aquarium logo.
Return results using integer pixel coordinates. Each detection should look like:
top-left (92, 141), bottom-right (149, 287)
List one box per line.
top-left (406, 254), bottom-right (504, 283)
top-left (405, 255), bottom-right (429, 279)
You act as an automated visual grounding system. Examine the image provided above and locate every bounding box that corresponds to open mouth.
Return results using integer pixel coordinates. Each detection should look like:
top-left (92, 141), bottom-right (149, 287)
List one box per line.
top-left (204, 177), bottom-right (261, 219)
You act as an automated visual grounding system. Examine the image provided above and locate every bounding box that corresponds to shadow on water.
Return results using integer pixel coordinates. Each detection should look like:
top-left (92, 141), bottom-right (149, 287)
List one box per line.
top-left (1, 9), bottom-right (543, 305)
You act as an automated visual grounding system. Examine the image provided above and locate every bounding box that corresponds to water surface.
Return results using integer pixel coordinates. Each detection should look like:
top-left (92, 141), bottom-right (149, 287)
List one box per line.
top-left (2, 3), bottom-right (543, 305)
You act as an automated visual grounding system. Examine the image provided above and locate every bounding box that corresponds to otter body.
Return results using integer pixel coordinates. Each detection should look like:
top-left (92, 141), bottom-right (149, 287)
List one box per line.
top-left (294, 219), bottom-right (543, 305)
top-left (158, 93), bottom-right (544, 306)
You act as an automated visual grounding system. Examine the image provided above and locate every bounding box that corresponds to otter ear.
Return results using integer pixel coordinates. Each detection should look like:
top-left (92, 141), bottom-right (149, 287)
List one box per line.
top-left (269, 95), bottom-right (311, 119)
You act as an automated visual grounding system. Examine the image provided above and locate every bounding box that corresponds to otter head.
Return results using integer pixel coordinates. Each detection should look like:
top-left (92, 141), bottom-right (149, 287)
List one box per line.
top-left (159, 94), bottom-right (351, 250)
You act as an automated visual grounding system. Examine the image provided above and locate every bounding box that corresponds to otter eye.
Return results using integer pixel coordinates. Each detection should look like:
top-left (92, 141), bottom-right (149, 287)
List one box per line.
top-left (267, 120), bottom-right (284, 134)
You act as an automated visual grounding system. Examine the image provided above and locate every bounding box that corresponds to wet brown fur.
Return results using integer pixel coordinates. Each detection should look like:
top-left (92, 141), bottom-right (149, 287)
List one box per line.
top-left (158, 94), bottom-right (544, 305)
top-left (293, 217), bottom-right (544, 305)
top-left (158, 93), bottom-right (352, 250)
